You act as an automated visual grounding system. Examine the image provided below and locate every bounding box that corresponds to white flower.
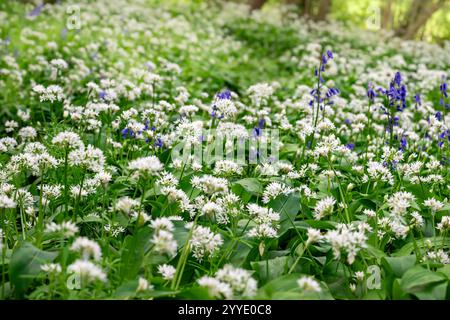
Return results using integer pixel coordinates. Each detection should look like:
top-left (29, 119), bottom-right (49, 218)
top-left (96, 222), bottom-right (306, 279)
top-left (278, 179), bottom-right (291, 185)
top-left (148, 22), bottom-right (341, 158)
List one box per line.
top-left (306, 228), bottom-right (322, 245)
top-left (437, 216), bottom-right (450, 231)
top-left (67, 260), bottom-right (107, 283)
top-left (45, 221), bottom-right (78, 238)
top-left (424, 198), bottom-right (444, 212)
top-left (386, 191), bottom-right (415, 216)
top-left (137, 277), bottom-right (153, 292)
top-left (211, 98), bottom-right (237, 120)
top-left (115, 197), bottom-right (139, 214)
top-left (0, 194), bottom-right (16, 208)
top-left (52, 131), bottom-right (84, 150)
top-left (297, 276), bottom-right (321, 293)
top-left (191, 175), bottom-right (229, 195)
top-left (33, 84), bottom-right (64, 102)
top-left (157, 264), bottom-right (176, 280)
top-left (363, 209), bottom-right (376, 218)
top-left (70, 237), bottom-right (102, 261)
top-left (128, 156), bottom-right (163, 176)
top-left (322, 224), bottom-right (367, 264)
top-left (190, 225), bottom-right (223, 261)
top-left (215, 265), bottom-right (257, 298)
top-left (150, 217), bottom-right (174, 232)
top-left (198, 265), bottom-right (257, 299)
top-left (151, 229), bottom-right (178, 256)
top-left (247, 83), bottom-right (274, 106)
top-left (262, 182), bottom-right (294, 204)
top-left (68, 145), bottom-right (105, 172)
top-left (313, 197), bottom-right (336, 220)
top-left (213, 160), bottom-right (242, 176)
top-left (198, 276), bottom-right (233, 299)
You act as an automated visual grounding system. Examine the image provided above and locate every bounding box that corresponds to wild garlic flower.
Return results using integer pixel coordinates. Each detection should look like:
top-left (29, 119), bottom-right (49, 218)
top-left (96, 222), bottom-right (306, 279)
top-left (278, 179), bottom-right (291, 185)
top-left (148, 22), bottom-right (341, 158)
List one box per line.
top-left (0, 194), bottom-right (16, 208)
top-left (213, 160), bottom-right (242, 176)
top-left (70, 237), bottom-right (102, 261)
top-left (190, 225), bottom-right (223, 261)
top-left (68, 145), bottom-right (105, 172)
top-left (114, 197), bottom-right (140, 214)
top-left (157, 264), bottom-right (176, 280)
top-left (128, 156), bottom-right (163, 176)
top-left (424, 198), bottom-right (444, 212)
top-left (33, 84), bottom-right (64, 103)
top-left (262, 182), bottom-right (294, 204)
top-left (151, 219), bottom-right (178, 256)
top-left (198, 265), bottom-right (257, 299)
top-left (191, 175), bottom-right (229, 195)
top-left (45, 221), bottom-right (79, 238)
top-left (322, 223), bottom-right (367, 264)
top-left (313, 196), bottom-right (336, 220)
top-left (306, 228), bottom-right (322, 245)
top-left (52, 131), bottom-right (84, 150)
top-left (67, 260), bottom-right (107, 283)
top-left (386, 191), bottom-right (415, 216)
top-left (437, 216), bottom-right (450, 231)
top-left (297, 276), bottom-right (321, 293)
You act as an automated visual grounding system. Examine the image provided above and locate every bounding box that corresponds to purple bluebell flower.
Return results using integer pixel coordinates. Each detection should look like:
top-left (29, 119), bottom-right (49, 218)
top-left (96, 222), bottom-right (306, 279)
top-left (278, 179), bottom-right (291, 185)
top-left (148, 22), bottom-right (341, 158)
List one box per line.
top-left (216, 89), bottom-right (231, 100)
top-left (325, 87), bottom-right (340, 99)
top-left (399, 137), bottom-right (407, 151)
top-left (326, 50), bottom-right (333, 59)
top-left (346, 143), bottom-right (355, 150)
top-left (61, 28), bottom-right (68, 40)
top-left (154, 137), bottom-right (163, 148)
top-left (394, 72), bottom-right (402, 86)
top-left (367, 83), bottom-right (376, 102)
top-left (440, 82), bottom-right (448, 98)
top-left (414, 93), bottom-right (421, 106)
top-left (28, 4), bottom-right (44, 18)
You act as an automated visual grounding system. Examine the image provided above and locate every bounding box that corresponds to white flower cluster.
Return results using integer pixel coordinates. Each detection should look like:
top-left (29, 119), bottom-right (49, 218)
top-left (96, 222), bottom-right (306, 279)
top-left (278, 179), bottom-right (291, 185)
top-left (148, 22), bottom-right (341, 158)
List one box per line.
top-left (322, 223), bottom-right (368, 264)
top-left (247, 204), bottom-right (280, 239)
top-left (198, 265), bottom-right (257, 299)
top-left (151, 218), bottom-right (178, 256)
top-left (68, 237), bottom-right (106, 283)
top-left (189, 225), bottom-right (223, 261)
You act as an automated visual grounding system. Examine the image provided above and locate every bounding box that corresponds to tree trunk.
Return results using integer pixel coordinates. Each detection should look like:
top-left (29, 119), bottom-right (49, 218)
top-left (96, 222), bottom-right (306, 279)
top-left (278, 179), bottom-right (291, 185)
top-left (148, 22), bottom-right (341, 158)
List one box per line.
top-left (316, 0), bottom-right (332, 21)
top-left (249, 0), bottom-right (267, 11)
top-left (395, 0), bottom-right (447, 39)
top-left (381, 0), bottom-right (393, 29)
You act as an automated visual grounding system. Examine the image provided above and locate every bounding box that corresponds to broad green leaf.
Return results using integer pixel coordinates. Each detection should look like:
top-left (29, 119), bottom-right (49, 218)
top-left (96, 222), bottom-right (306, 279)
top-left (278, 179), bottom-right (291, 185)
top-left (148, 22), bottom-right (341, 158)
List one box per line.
top-left (400, 266), bottom-right (447, 299)
top-left (251, 256), bottom-right (289, 283)
top-left (270, 193), bottom-right (300, 232)
top-left (118, 227), bottom-right (152, 282)
top-left (9, 242), bottom-right (58, 298)
top-left (232, 178), bottom-right (263, 195)
top-left (258, 273), bottom-right (333, 300)
top-left (382, 255), bottom-right (416, 278)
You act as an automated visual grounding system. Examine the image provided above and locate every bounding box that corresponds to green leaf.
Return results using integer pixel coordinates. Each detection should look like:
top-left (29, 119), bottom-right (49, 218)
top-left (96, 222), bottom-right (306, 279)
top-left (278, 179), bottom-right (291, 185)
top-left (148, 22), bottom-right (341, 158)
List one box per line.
top-left (251, 256), bottom-right (289, 283)
top-left (413, 282), bottom-right (448, 300)
top-left (270, 193), bottom-right (300, 232)
top-left (258, 273), bottom-right (333, 300)
top-left (118, 228), bottom-right (152, 282)
top-left (9, 242), bottom-right (58, 298)
top-left (400, 266), bottom-right (447, 299)
top-left (382, 255), bottom-right (416, 278)
top-left (232, 178), bottom-right (263, 195)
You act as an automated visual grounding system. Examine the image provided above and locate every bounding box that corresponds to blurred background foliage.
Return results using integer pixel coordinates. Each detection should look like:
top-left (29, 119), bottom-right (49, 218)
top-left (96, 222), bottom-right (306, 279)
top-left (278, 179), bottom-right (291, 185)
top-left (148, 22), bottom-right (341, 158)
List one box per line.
top-left (250, 0), bottom-right (450, 43)
top-left (13, 0), bottom-right (450, 43)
